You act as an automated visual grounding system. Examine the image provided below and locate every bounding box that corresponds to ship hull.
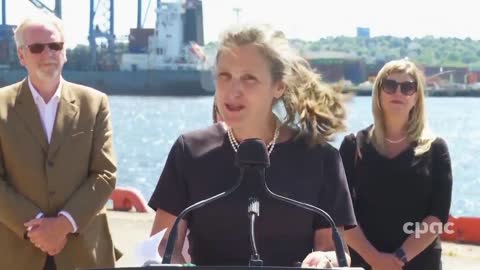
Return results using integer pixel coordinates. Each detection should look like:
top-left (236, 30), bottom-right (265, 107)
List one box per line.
top-left (0, 69), bottom-right (215, 96)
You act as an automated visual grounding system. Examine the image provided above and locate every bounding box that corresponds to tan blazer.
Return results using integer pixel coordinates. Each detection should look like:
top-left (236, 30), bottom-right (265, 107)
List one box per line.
top-left (0, 79), bottom-right (119, 270)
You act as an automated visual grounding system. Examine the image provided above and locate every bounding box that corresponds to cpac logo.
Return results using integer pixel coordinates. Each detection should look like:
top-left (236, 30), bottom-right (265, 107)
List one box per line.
top-left (403, 222), bottom-right (455, 238)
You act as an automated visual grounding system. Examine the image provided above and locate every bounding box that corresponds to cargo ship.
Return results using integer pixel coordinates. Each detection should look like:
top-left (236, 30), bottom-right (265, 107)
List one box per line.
top-left (0, 68), bottom-right (215, 96)
top-left (0, 0), bottom-right (215, 96)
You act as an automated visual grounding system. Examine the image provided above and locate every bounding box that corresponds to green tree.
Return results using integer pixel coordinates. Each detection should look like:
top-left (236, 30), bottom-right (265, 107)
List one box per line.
top-left (447, 52), bottom-right (460, 62)
top-left (65, 45), bottom-right (90, 71)
top-left (462, 50), bottom-right (476, 64)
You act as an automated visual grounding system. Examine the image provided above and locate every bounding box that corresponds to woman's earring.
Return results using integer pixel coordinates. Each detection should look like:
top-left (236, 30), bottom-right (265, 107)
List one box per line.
top-left (273, 98), bottom-right (288, 123)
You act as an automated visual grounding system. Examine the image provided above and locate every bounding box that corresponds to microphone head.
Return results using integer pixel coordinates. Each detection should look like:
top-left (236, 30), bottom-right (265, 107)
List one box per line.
top-left (235, 138), bottom-right (270, 168)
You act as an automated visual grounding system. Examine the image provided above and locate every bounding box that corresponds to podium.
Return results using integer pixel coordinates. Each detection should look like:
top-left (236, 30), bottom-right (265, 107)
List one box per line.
top-left (82, 266), bottom-right (364, 270)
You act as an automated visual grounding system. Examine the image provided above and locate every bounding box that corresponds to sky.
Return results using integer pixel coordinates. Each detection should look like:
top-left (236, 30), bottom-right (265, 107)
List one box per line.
top-left (3, 0), bottom-right (479, 47)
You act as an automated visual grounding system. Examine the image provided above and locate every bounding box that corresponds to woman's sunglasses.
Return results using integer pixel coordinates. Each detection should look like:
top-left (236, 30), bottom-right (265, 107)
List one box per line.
top-left (381, 79), bottom-right (417, 96)
top-left (25, 42), bottom-right (64, 54)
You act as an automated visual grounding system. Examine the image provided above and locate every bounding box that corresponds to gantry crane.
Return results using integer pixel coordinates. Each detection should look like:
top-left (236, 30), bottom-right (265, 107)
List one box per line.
top-left (28, 0), bottom-right (62, 18)
top-left (25, 0), bottom-right (148, 70)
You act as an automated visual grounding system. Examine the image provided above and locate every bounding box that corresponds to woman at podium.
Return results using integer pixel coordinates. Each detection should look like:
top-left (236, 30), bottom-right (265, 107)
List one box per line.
top-left (148, 24), bottom-right (356, 267)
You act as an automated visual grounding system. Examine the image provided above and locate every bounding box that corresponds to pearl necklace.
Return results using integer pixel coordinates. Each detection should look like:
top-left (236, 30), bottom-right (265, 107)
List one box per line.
top-left (227, 126), bottom-right (280, 155)
top-left (385, 136), bottom-right (407, 144)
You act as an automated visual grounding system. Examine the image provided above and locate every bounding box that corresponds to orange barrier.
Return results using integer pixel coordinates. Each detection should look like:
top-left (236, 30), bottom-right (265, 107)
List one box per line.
top-left (440, 215), bottom-right (459, 242)
top-left (441, 215), bottom-right (480, 244)
top-left (110, 187), bottom-right (149, 213)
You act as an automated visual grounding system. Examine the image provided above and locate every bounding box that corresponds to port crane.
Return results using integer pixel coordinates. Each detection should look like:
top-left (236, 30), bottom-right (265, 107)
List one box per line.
top-left (0, 0), bottom-right (151, 69)
top-left (28, 0), bottom-right (62, 18)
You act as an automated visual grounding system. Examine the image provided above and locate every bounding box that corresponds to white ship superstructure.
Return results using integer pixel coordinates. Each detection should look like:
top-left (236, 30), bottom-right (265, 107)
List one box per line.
top-left (121, 0), bottom-right (207, 71)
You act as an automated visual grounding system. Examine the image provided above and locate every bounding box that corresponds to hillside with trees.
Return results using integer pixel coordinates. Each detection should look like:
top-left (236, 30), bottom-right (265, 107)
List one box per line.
top-left (63, 36), bottom-right (480, 71)
top-left (293, 36), bottom-right (480, 68)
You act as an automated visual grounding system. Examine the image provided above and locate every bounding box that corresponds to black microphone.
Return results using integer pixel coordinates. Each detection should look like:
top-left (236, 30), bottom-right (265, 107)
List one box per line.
top-left (161, 166), bottom-right (245, 264)
top-left (235, 138), bottom-right (270, 168)
top-left (235, 138), bottom-right (269, 201)
top-left (236, 139), bottom-right (349, 267)
top-left (235, 138), bottom-right (270, 266)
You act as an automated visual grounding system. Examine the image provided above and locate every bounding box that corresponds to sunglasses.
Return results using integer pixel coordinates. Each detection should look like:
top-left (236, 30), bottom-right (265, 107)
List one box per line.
top-left (25, 42), bottom-right (64, 54)
top-left (381, 79), bottom-right (417, 96)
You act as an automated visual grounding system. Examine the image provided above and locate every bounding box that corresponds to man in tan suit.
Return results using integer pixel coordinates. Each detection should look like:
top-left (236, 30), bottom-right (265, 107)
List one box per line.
top-left (0, 13), bottom-right (119, 270)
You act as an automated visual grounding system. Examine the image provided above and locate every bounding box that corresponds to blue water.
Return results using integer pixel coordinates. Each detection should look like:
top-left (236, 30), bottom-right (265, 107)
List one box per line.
top-left (110, 96), bottom-right (480, 216)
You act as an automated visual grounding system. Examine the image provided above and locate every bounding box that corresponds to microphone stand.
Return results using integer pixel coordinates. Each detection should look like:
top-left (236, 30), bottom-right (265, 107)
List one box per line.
top-left (248, 197), bottom-right (262, 266)
top-left (259, 169), bottom-right (349, 267)
top-left (162, 169), bottom-right (245, 264)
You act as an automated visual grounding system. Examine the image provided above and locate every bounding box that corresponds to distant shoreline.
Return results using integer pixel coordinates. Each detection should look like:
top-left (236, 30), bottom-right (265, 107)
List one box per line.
top-left (344, 88), bottom-right (480, 97)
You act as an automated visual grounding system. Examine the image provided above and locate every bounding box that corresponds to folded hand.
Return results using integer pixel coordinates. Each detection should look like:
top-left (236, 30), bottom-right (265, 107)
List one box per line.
top-left (25, 216), bottom-right (73, 255)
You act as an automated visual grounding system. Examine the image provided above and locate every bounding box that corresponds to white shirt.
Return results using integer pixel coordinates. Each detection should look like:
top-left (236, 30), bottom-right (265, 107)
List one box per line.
top-left (28, 78), bottom-right (61, 143)
top-left (28, 77), bottom-right (78, 233)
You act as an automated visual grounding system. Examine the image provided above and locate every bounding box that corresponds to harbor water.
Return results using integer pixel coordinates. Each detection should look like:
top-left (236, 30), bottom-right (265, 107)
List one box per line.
top-left (110, 96), bottom-right (480, 216)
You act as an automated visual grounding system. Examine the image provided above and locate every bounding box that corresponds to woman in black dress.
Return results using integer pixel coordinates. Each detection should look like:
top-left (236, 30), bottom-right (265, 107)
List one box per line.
top-left (148, 25), bottom-right (356, 267)
top-left (340, 59), bottom-right (453, 270)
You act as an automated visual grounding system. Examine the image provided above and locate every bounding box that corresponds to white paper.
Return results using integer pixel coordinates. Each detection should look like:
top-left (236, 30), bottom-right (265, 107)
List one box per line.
top-left (133, 228), bottom-right (167, 266)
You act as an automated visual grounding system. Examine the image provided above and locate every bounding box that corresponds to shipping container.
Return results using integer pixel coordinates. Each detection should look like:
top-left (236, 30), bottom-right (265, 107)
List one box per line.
top-left (128, 28), bottom-right (154, 53)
